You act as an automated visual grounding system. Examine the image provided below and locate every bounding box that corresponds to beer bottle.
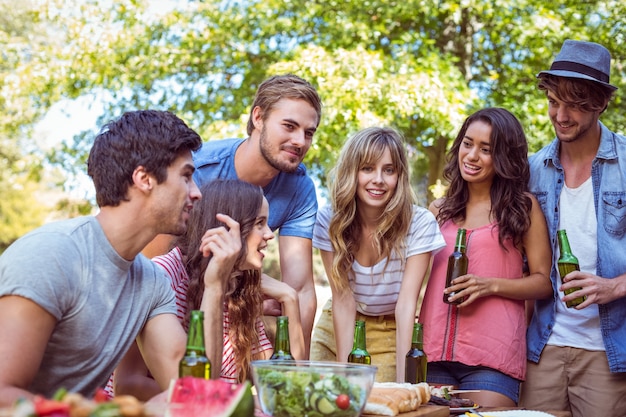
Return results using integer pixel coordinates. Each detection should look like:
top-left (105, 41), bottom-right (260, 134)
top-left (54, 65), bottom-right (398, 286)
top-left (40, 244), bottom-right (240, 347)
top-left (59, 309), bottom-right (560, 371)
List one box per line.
top-left (557, 229), bottom-right (586, 308)
top-left (405, 321), bottom-right (427, 383)
top-left (179, 310), bottom-right (211, 378)
top-left (270, 316), bottom-right (294, 360)
top-left (443, 228), bottom-right (468, 304)
top-left (348, 320), bottom-right (371, 364)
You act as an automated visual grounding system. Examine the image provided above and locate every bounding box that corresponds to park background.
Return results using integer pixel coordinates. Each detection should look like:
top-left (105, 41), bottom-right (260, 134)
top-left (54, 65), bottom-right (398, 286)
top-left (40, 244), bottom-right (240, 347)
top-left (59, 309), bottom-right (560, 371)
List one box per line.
top-left (1, 0), bottom-right (625, 300)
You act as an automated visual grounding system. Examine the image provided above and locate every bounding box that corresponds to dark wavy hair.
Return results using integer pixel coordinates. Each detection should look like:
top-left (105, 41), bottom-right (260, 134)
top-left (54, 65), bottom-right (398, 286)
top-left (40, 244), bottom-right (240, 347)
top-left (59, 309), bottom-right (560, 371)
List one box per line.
top-left (437, 108), bottom-right (532, 249)
top-left (177, 179), bottom-right (265, 382)
top-left (88, 110), bottom-right (202, 207)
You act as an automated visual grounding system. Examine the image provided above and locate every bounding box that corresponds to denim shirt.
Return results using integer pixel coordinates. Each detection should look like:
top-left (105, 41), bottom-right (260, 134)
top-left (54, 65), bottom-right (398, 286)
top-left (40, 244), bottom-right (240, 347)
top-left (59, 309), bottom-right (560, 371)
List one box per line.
top-left (527, 122), bottom-right (626, 373)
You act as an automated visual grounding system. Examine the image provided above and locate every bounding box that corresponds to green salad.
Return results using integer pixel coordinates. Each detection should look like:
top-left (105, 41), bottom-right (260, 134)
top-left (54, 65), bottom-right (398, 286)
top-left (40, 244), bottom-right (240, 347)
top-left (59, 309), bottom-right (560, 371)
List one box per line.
top-left (255, 368), bottom-right (365, 417)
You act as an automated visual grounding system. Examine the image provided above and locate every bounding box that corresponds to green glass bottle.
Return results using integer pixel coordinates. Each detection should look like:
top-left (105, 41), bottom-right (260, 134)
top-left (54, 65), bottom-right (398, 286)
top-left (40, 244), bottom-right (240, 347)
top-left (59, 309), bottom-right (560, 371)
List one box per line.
top-left (179, 310), bottom-right (211, 378)
top-left (444, 228), bottom-right (469, 304)
top-left (270, 316), bottom-right (294, 360)
top-left (348, 320), bottom-right (371, 364)
top-left (557, 229), bottom-right (587, 308)
top-left (405, 321), bottom-right (427, 383)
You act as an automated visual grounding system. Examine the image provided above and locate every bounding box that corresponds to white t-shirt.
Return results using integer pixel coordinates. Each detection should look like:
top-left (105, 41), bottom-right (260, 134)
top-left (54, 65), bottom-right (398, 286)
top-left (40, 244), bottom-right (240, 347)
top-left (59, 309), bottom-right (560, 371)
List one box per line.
top-left (548, 177), bottom-right (605, 351)
top-left (313, 205), bottom-right (445, 315)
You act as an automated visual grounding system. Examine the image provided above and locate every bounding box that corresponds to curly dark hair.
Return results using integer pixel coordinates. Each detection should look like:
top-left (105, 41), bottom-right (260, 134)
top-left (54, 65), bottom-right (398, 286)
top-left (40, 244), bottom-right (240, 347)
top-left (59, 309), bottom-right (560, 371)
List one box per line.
top-left (437, 108), bottom-right (532, 249)
top-left (177, 179), bottom-right (265, 382)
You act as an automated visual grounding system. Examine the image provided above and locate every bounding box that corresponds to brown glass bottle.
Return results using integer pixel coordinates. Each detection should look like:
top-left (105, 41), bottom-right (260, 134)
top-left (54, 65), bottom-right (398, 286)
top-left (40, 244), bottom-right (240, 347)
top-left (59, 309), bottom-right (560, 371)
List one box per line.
top-left (405, 321), bottom-right (427, 383)
top-left (443, 228), bottom-right (468, 304)
top-left (348, 320), bottom-right (371, 364)
top-left (557, 229), bottom-right (587, 308)
top-left (179, 310), bottom-right (211, 378)
top-left (270, 316), bottom-right (295, 360)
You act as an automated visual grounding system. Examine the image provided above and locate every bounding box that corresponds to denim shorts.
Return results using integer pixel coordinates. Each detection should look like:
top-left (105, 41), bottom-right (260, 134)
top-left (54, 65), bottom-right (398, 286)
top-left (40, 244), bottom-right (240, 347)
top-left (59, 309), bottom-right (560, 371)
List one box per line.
top-left (427, 361), bottom-right (521, 404)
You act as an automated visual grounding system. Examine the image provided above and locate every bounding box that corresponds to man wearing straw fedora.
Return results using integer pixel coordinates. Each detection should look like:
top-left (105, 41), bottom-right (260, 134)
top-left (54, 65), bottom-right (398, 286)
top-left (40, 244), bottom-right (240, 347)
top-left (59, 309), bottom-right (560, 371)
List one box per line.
top-left (521, 40), bottom-right (626, 416)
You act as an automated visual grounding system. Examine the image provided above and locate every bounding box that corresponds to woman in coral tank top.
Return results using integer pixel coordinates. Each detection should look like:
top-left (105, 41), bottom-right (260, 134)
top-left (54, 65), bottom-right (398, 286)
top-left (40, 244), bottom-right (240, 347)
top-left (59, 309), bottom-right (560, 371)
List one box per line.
top-left (419, 108), bottom-right (552, 407)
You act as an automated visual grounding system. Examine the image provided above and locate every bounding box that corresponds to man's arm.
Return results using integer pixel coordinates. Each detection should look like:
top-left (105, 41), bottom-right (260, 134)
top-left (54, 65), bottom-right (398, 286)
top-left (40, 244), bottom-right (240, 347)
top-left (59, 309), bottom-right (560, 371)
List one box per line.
top-left (278, 235), bottom-right (316, 359)
top-left (113, 341), bottom-right (161, 401)
top-left (0, 296), bottom-right (56, 406)
top-left (136, 314), bottom-right (187, 391)
top-left (260, 275), bottom-right (305, 359)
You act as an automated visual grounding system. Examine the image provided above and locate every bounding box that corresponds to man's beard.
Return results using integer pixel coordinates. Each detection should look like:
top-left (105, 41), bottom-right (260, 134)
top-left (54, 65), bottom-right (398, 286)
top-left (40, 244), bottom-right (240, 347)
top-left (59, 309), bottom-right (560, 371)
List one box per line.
top-left (554, 119), bottom-right (595, 144)
top-left (258, 126), bottom-right (301, 173)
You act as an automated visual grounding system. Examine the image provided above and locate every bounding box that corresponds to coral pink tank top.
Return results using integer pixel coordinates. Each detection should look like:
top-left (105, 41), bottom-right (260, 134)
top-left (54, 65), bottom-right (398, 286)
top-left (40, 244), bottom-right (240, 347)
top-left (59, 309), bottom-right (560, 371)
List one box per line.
top-left (419, 221), bottom-right (526, 380)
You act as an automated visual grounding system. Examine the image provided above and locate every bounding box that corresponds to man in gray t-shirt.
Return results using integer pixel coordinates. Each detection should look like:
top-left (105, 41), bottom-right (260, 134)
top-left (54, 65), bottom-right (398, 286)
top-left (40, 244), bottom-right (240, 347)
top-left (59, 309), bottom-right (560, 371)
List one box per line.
top-left (0, 110), bottom-right (240, 404)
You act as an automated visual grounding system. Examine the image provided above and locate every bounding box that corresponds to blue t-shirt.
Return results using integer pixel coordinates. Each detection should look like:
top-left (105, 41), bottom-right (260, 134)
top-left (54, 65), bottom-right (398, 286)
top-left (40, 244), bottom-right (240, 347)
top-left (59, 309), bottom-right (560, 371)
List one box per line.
top-left (193, 138), bottom-right (318, 239)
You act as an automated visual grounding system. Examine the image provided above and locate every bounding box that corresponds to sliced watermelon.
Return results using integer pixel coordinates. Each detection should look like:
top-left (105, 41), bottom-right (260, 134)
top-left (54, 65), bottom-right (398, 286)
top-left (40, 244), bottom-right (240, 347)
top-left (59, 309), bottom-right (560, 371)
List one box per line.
top-left (168, 377), bottom-right (254, 417)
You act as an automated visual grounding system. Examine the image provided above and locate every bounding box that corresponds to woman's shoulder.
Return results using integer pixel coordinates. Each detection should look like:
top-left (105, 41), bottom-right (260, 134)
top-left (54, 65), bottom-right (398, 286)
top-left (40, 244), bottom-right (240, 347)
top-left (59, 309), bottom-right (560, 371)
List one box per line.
top-left (427, 198), bottom-right (444, 217)
top-left (412, 201), bottom-right (441, 222)
top-left (408, 204), bottom-right (443, 231)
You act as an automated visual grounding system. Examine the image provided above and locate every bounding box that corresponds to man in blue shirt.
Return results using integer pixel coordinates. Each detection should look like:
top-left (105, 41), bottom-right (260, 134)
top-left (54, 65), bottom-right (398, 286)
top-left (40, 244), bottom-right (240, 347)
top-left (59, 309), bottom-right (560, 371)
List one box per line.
top-left (521, 40), bottom-right (626, 416)
top-left (146, 74), bottom-right (322, 357)
top-left (194, 74), bottom-right (322, 357)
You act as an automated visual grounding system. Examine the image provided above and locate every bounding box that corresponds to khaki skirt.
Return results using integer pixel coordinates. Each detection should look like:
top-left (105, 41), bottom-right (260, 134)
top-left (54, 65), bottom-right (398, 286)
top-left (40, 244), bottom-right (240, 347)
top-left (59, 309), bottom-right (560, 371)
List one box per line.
top-left (310, 298), bottom-right (397, 382)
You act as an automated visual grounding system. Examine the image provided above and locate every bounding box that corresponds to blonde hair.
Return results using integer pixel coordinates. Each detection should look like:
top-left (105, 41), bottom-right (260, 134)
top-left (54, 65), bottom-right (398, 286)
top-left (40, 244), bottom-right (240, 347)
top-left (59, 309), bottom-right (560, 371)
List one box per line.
top-left (327, 127), bottom-right (415, 292)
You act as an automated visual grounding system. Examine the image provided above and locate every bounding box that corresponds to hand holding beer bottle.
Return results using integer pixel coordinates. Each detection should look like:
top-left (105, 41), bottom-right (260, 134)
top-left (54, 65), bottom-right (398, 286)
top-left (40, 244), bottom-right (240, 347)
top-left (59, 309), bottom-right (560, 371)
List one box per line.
top-left (443, 228), bottom-right (468, 304)
top-left (557, 229), bottom-right (586, 308)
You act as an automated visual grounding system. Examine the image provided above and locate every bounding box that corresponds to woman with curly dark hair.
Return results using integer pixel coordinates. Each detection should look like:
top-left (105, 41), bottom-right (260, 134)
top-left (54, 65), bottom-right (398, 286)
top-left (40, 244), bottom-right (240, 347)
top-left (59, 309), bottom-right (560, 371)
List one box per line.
top-left (419, 108), bottom-right (552, 407)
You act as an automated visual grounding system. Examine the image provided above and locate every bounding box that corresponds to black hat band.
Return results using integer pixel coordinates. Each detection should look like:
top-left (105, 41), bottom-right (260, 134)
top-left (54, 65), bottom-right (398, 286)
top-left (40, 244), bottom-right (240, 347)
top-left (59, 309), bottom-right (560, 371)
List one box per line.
top-left (550, 60), bottom-right (610, 83)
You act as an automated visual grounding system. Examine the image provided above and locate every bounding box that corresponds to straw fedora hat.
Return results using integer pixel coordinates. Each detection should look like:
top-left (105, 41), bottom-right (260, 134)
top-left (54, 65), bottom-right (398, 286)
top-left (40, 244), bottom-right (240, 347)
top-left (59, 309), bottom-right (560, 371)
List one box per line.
top-left (538, 39), bottom-right (618, 91)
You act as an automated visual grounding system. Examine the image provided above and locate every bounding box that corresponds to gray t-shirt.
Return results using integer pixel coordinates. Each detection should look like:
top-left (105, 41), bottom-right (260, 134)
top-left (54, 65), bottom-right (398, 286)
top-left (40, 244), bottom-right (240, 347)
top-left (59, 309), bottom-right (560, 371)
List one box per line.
top-left (0, 216), bottom-right (177, 397)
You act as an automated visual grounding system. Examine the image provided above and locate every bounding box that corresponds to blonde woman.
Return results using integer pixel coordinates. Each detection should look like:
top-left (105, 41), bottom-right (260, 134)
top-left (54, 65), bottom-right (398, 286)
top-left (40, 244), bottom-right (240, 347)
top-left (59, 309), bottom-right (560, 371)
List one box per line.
top-left (310, 127), bottom-right (445, 382)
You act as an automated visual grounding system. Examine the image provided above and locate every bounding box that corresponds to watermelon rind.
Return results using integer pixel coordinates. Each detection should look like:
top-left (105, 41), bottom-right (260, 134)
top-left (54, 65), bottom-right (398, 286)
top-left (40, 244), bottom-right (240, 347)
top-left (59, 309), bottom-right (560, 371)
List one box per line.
top-left (167, 377), bottom-right (254, 417)
top-left (229, 382), bottom-right (254, 417)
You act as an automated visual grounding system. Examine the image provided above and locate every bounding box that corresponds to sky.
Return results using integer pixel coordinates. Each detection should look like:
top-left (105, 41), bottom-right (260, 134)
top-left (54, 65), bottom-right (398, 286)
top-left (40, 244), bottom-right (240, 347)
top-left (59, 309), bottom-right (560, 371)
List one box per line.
top-left (34, 95), bottom-right (102, 200)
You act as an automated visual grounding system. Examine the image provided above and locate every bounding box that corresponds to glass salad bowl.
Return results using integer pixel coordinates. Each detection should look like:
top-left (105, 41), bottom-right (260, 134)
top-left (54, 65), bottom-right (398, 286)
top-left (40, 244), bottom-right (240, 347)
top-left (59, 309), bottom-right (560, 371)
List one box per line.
top-left (250, 360), bottom-right (377, 417)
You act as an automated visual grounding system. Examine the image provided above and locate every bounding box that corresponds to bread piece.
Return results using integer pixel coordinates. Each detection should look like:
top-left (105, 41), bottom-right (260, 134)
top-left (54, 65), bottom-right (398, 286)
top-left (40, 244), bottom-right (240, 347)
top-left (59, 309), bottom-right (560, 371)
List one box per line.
top-left (416, 382), bottom-right (431, 404)
top-left (372, 383), bottom-right (418, 410)
top-left (370, 386), bottom-right (413, 413)
top-left (362, 393), bottom-right (400, 416)
top-left (372, 382), bottom-right (431, 408)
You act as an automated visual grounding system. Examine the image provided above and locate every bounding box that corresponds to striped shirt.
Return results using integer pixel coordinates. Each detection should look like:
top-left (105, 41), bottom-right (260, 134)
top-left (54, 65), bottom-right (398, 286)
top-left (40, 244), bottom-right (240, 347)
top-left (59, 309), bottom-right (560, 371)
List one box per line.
top-left (313, 205), bottom-right (445, 315)
top-left (104, 247), bottom-right (272, 395)
top-left (153, 247), bottom-right (272, 382)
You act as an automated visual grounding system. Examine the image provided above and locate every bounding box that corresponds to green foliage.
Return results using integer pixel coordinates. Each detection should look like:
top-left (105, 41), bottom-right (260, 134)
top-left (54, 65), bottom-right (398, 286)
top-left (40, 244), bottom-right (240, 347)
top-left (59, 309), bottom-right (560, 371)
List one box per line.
top-left (1, 0), bottom-right (625, 242)
top-left (0, 179), bottom-right (46, 252)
